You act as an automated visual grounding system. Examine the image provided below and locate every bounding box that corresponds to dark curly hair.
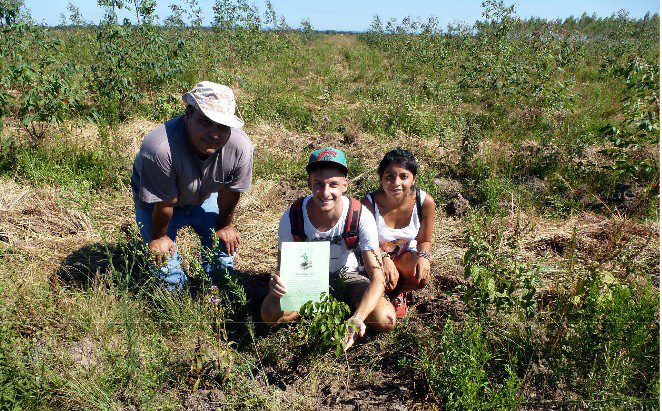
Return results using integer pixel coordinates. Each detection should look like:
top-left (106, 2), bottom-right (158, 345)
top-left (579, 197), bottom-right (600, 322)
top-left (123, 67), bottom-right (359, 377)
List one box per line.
top-left (377, 148), bottom-right (418, 178)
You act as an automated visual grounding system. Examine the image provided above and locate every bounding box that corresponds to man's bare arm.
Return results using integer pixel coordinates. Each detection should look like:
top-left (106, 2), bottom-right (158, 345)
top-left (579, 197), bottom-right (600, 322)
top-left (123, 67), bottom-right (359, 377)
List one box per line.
top-left (149, 198), bottom-right (178, 265)
top-left (352, 249), bottom-right (386, 322)
top-left (216, 188), bottom-right (241, 255)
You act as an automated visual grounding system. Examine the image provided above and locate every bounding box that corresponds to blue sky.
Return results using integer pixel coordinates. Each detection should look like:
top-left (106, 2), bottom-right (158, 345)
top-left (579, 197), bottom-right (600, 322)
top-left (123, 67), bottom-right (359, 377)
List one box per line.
top-left (25, 0), bottom-right (660, 31)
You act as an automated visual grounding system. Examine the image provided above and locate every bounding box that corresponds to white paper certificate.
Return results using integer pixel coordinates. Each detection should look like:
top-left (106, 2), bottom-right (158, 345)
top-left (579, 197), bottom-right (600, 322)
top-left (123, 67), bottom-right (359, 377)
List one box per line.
top-left (279, 241), bottom-right (330, 312)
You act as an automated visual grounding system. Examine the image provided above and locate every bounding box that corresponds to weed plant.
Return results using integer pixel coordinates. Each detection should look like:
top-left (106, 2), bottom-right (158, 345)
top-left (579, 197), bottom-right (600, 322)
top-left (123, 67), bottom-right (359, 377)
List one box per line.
top-left (299, 292), bottom-right (353, 358)
top-left (0, 137), bottom-right (128, 191)
top-left (462, 214), bottom-right (540, 318)
top-left (416, 320), bottom-right (523, 410)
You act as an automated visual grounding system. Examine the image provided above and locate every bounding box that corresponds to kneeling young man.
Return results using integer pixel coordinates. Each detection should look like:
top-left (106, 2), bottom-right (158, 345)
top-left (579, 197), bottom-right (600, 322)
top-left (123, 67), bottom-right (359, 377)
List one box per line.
top-left (261, 147), bottom-right (396, 350)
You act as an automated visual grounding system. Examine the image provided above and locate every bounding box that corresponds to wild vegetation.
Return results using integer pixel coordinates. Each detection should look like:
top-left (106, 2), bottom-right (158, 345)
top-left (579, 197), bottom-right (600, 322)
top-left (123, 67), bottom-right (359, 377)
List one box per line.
top-left (0, 0), bottom-right (659, 409)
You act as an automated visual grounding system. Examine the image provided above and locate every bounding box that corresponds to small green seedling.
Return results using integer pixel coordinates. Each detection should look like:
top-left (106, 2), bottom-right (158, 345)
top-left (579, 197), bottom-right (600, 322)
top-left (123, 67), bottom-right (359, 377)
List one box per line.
top-left (299, 292), bottom-right (355, 357)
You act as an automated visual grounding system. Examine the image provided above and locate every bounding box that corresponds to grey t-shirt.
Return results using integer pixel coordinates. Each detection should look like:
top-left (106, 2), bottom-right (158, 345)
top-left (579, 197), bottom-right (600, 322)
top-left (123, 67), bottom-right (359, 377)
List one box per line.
top-left (131, 115), bottom-right (253, 209)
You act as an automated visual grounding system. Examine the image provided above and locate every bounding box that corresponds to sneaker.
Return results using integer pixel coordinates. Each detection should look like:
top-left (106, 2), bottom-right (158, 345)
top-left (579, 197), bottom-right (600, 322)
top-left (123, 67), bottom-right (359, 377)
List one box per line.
top-left (390, 292), bottom-right (408, 319)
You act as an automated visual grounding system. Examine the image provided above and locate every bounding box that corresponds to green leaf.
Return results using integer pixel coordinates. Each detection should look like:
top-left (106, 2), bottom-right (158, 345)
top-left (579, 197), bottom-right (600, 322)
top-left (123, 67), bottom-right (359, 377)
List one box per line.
top-left (487, 278), bottom-right (496, 301)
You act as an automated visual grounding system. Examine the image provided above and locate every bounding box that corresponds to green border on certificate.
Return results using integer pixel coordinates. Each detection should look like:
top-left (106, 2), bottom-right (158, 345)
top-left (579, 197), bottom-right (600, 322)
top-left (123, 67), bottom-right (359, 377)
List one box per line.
top-left (279, 241), bottom-right (330, 312)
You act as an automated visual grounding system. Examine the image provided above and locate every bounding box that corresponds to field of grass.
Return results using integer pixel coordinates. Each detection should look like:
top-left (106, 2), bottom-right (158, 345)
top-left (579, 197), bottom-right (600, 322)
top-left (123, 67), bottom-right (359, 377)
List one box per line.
top-left (0, 1), bottom-right (659, 409)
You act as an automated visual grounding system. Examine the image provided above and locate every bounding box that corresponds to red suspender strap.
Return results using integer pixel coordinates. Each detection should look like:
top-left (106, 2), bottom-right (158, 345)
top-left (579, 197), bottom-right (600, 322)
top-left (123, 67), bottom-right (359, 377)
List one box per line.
top-left (289, 197), bottom-right (307, 242)
top-left (343, 197), bottom-right (362, 249)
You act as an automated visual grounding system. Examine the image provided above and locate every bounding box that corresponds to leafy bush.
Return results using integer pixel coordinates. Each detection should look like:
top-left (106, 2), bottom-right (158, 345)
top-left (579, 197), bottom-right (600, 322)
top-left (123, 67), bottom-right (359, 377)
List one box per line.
top-left (462, 215), bottom-right (540, 318)
top-left (361, 15), bottom-right (448, 71)
top-left (90, 2), bottom-right (191, 124)
top-left (458, 1), bottom-right (578, 114)
top-left (17, 63), bottom-right (86, 141)
top-left (299, 292), bottom-right (353, 357)
top-left (555, 270), bottom-right (659, 403)
top-left (600, 56), bottom-right (659, 200)
top-left (212, 0), bottom-right (293, 63)
top-left (415, 320), bottom-right (523, 410)
top-left (0, 1), bottom-right (85, 140)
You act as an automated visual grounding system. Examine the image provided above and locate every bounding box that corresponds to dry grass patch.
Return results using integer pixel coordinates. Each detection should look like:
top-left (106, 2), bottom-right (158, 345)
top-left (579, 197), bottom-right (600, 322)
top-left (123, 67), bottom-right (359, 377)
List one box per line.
top-left (0, 178), bottom-right (98, 262)
top-left (234, 178), bottom-right (284, 274)
top-left (522, 211), bottom-right (658, 271)
top-left (86, 186), bottom-right (137, 239)
top-left (115, 118), bottom-right (161, 157)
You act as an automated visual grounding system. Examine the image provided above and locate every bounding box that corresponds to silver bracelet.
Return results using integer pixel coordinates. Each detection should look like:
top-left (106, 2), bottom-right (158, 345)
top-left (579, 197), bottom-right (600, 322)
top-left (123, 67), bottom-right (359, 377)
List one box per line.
top-left (381, 251), bottom-right (391, 259)
top-left (417, 251), bottom-right (431, 260)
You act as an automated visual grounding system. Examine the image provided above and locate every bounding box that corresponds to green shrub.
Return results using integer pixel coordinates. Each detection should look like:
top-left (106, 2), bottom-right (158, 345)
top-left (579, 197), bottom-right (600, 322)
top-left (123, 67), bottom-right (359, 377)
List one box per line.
top-left (462, 215), bottom-right (540, 318)
top-left (600, 56), bottom-right (659, 202)
top-left (0, 2), bottom-right (85, 141)
top-left (299, 292), bottom-right (353, 357)
top-left (0, 138), bottom-right (128, 190)
top-left (557, 271), bottom-right (659, 403)
top-left (90, 23), bottom-right (190, 124)
top-left (416, 320), bottom-right (523, 409)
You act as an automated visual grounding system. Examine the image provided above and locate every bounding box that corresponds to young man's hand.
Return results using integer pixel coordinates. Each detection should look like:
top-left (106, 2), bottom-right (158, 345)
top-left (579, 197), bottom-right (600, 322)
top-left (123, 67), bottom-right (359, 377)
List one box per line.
top-left (268, 274), bottom-right (288, 298)
top-left (148, 236), bottom-right (176, 267)
top-left (215, 225), bottom-right (240, 255)
top-left (342, 316), bottom-right (366, 351)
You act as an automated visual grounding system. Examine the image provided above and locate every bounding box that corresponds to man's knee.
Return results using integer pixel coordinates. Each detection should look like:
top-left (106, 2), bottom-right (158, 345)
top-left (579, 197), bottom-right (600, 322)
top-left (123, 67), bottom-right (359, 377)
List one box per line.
top-left (367, 301), bottom-right (397, 332)
top-left (372, 312), bottom-right (396, 332)
top-left (260, 295), bottom-right (279, 326)
top-left (260, 294), bottom-right (299, 326)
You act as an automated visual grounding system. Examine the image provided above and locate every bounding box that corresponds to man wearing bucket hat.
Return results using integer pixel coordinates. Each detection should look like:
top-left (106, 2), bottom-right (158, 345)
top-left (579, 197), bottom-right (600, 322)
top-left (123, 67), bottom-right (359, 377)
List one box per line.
top-left (261, 147), bottom-right (396, 351)
top-left (131, 81), bottom-right (253, 290)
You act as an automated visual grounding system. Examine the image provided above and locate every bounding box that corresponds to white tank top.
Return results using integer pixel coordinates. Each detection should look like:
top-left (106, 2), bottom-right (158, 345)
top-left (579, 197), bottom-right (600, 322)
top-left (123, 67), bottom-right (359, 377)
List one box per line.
top-left (367, 189), bottom-right (426, 254)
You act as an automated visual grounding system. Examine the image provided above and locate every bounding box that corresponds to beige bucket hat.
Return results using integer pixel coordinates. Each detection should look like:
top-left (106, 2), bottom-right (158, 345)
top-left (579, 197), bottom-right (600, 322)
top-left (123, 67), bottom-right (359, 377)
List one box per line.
top-left (182, 81), bottom-right (244, 128)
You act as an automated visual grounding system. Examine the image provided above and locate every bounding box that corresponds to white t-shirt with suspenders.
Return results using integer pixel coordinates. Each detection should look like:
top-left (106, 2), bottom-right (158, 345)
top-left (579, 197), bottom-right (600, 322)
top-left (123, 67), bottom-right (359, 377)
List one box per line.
top-left (278, 195), bottom-right (379, 274)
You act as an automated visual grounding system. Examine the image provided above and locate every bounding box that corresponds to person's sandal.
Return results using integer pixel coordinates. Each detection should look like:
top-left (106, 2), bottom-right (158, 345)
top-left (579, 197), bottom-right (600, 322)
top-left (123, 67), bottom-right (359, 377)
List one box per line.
top-left (390, 292), bottom-right (408, 319)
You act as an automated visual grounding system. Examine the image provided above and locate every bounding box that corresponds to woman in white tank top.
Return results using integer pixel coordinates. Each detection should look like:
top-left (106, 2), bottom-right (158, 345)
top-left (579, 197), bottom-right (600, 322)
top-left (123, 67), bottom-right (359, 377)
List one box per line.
top-left (362, 149), bottom-right (436, 318)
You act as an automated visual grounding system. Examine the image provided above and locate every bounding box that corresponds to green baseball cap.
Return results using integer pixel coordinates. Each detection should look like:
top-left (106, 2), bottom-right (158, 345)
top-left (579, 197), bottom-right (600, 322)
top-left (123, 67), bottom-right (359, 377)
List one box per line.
top-left (306, 147), bottom-right (348, 175)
